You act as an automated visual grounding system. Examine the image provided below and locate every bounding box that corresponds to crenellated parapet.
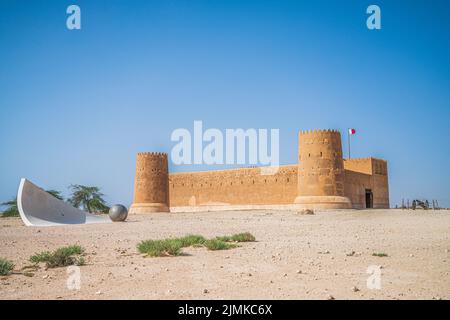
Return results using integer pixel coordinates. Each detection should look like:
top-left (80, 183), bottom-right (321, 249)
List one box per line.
top-left (299, 129), bottom-right (340, 135)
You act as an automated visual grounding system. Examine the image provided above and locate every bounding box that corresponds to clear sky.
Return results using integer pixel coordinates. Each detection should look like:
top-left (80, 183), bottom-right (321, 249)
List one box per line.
top-left (1, 0), bottom-right (449, 208)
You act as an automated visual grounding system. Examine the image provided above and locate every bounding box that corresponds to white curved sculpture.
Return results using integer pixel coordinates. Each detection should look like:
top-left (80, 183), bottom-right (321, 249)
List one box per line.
top-left (17, 178), bottom-right (111, 227)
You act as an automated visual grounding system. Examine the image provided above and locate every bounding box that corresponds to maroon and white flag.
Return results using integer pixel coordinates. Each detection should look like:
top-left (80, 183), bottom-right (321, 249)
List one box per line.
top-left (348, 128), bottom-right (356, 135)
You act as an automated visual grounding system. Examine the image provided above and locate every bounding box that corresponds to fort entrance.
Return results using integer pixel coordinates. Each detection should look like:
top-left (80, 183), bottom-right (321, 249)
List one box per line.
top-left (365, 189), bottom-right (373, 208)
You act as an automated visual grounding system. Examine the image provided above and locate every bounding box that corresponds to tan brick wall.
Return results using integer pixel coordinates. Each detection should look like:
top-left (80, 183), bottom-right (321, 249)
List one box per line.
top-left (169, 165), bottom-right (298, 207)
top-left (371, 159), bottom-right (389, 208)
top-left (343, 157), bottom-right (373, 175)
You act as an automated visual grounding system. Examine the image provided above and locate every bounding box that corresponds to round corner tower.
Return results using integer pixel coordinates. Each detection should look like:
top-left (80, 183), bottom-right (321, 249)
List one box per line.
top-left (294, 129), bottom-right (352, 209)
top-left (129, 152), bottom-right (170, 214)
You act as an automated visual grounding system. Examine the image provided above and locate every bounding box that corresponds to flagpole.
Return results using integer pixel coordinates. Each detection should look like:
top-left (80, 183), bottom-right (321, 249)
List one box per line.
top-left (348, 128), bottom-right (351, 159)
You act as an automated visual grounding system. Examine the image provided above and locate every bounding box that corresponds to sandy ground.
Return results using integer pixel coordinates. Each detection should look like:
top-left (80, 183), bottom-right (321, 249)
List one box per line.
top-left (0, 209), bottom-right (449, 300)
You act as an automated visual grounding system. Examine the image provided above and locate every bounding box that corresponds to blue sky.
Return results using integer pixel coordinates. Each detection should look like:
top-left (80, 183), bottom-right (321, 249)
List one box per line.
top-left (1, 0), bottom-right (449, 208)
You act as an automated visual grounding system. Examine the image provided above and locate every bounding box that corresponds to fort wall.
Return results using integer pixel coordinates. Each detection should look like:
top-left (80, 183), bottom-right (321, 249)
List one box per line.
top-left (129, 129), bottom-right (390, 212)
top-left (169, 165), bottom-right (298, 207)
top-left (371, 158), bottom-right (389, 208)
top-left (343, 157), bottom-right (373, 175)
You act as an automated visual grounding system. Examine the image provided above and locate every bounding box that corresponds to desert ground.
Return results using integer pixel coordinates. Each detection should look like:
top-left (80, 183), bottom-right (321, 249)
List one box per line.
top-left (0, 209), bottom-right (449, 300)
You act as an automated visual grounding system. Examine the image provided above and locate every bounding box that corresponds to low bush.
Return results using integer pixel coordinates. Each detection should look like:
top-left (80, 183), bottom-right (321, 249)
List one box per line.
top-left (138, 233), bottom-right (255, 257)
top-left (0, 258), bottom-right (14, 276)
top-left (217, 232), bottom-right (256, 243)
top-left (30, 245), bottom-right (85, 268)
top-left (178, 234), bottom-right (207, 247)
top-left (372, 252), bottom-right (388, 257)
top-left (137, 239), bottom-right (183, 257)
top-left (204, 239), bottom-right (237, 251)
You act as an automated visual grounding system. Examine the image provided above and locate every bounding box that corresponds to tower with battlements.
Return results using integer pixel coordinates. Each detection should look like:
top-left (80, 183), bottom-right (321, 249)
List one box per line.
top-left (129, 152), bottom-right (170, 214)
top-left (294, 129), bottom-right (352, 209)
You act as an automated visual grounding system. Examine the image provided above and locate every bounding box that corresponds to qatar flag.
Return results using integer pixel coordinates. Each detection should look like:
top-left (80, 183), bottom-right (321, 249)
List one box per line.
top-left (348, 128), bottom-right (356, 135)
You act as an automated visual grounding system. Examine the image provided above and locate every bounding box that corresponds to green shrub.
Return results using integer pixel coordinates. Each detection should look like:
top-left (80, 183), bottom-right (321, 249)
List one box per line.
top-left (30, 245), bottom-right (85, 268)
top-left (138, 239), bottom-right (183, 257)
top-left (372, 252), bottom-right (388, 257)
top-left (204, 239), bottom-right (237, 251)
top-left (217, 232), bottom-right (256, 243)
top-left (0, 258), bottom-right (14, 276)
top-left (1, 209), bottom-right (19, 217)
top-left (30, 251), bottom-right (52, 263)
top-left (138, 233), bottom-right (254, 257)
top-left (54, 245), bottom-right (84, 256)
top-left (138, 235), bottom-right (208, 257)
top-left (216, 235), bottom-right (232, 242)
top-left (230, 232), bottom-right (256, 242)
top-left (178, 234), bottom-right (207, 247)
top-left (0, 198), bottom-right (19, 217)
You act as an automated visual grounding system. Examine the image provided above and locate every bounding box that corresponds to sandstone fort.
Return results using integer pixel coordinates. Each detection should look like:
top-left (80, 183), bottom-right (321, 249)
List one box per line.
top-left (129, 129), bottom-right (389, 213)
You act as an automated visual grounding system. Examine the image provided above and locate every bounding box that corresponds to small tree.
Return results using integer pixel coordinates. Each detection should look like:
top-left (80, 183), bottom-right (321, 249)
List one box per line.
top-left (1, 198), bottom-right (19, 217)
top-left (68, 185), bottom-right (109, 214)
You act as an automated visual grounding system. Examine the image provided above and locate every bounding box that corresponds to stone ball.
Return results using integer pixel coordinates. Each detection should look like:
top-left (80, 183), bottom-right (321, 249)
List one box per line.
top-left (108, 204), bottom-right (128, 222)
